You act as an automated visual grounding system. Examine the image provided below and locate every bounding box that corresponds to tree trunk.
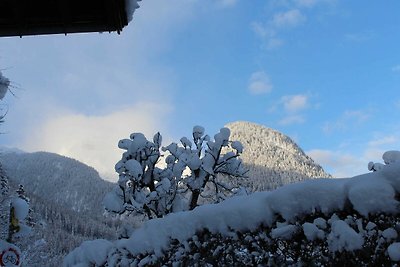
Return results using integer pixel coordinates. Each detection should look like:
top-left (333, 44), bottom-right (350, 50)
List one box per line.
top-left (189, 190), bottom-right (200, 210)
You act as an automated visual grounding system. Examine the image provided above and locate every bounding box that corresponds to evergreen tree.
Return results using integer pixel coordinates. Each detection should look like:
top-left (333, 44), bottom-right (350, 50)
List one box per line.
top-left (16, 184), bottom-right (29, 203)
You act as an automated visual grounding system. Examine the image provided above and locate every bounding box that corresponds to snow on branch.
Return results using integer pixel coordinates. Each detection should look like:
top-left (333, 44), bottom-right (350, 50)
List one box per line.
top-left (104, 126), bottom-right (248, 219)
top-left (0, 71), bottom-right (10, 100)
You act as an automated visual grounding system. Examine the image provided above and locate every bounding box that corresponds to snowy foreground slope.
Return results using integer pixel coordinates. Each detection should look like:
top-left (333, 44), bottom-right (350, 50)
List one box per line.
top-left (64, 151), bottom-right (400, 266)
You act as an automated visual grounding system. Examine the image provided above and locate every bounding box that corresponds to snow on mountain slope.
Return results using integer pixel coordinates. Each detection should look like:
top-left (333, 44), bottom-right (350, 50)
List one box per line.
top-left (0, 151), bottom-right (113, 215)
top-left (64, 151), bottom-right (400, 266)
top-left (226, 121), bottom-right (331, 191)
top-left (0, 151), bottom-right (121, 266)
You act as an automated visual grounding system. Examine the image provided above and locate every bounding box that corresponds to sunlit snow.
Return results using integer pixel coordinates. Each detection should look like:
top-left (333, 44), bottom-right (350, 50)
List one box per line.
top-left (64, 151), bottom-right (400, 266)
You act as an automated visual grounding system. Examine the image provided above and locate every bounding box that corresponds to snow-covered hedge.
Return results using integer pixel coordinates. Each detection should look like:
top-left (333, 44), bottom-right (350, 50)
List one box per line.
top-left (64, 151), bottom-right (400, 266)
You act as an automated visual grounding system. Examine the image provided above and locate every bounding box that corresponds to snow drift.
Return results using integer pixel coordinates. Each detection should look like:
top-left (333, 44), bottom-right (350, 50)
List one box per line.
top-left (64, 150), bottom-right (400, 266)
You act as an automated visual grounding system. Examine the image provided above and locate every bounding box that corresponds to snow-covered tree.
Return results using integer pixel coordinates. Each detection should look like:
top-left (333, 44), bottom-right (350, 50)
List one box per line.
top-left (0, 70), bottom-right (10, 101)
top-left (104, 126), bottom-right (248, 218)
top-left (16, 185), bottom-right (28, 203)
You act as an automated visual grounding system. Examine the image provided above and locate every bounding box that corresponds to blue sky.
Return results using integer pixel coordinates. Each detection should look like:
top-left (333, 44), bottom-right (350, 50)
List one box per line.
top-left (1, 0), bottom-right (400, 180)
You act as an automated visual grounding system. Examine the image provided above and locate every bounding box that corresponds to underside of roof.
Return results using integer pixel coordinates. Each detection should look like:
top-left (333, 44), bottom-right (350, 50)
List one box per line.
top-left (0, 0), bottom-right (129, 37)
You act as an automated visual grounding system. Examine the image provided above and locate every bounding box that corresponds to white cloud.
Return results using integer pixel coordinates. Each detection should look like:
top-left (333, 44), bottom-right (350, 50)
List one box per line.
top-left (307, 149), bottom-right (364, 178)
top-left (392, 65), bottom-right (400, 73)
top-left (344, 110), bottom-right (370, 121)
top-left (252, 0), bottom-right (334, 50)
top-left (368, 135), bottom-right (398, 147)
top-left (216, 0), bottom-right (238, 8)
top-left (248, 71), bottom-right (273, 94)
top-left (0, 0), bottom-right (201, 181)
top-left (294, 0), bottom-right (336, 8)
top-left (22, 103), bottom-right (173, 181)
top-left (279, 114), bottom-right (305, 125)
top-left (345, 31), bottom-right (374, 42)
top-left (268, 94), bottom-right (311, 126)
top-left (294, 0), bottom-right (318, 8)
top-left (252, 9), bottom-right (305, 50)
top-left (272, 9), bottom-right (306, 28)
top-left (323, 110), bottom-right (370, 133)
top-left (251, 23), bottom-right (284, 49)
top-left (307, 132), bottom-right (400, 178)
top-left (282, 94), bottom-right (309, 113)
top-left (272, 94), bottom-right (310, 126)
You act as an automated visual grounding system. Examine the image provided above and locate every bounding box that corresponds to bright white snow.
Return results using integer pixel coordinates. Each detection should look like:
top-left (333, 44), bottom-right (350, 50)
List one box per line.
top-left (302, 222), bottom-right (325, 241)
top-left (11, 198), bottom-right (29, 221)
top-left (63, 239), bottom-right (113, 267)
top-left (327, 219), bottom-right (364, 252)
top-left (64, 151), bottom-right (400, 266)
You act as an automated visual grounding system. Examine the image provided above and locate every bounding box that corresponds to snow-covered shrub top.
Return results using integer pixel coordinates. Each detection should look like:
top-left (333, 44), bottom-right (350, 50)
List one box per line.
top-left (11, 198), bottom-right (29, 221)
top-left (0, 71), bottom-right (10, 100)
top-left (64, 150), bottom-right (400, 266)
top-left (104, 126), bottom-right (247, 218)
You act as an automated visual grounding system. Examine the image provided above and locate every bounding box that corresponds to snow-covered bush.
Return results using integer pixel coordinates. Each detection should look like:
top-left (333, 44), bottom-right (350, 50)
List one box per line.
top-left (104, 126), bottom-right (248, 219)
top-left (6, 185), bottom-right (31, 243)
top-left (0, 166), bottom-right (31, 267)
top-left (65, 150), bottom-right (400, 266)
top-left (122, 211), bottom-right (400, 266)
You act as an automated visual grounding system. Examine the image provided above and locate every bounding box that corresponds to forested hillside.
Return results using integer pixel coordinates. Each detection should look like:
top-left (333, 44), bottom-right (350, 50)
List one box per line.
top-left (227, 121), bottom-right (331, 191)
top-left (0, 151), bottom-right (113, 215)
top-left (0, 151), bottom-right (121, 266)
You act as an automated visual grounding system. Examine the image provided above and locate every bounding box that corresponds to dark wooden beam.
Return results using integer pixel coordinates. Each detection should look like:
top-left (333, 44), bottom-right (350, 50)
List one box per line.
top-left (0, 0), bottom-right (129, 37)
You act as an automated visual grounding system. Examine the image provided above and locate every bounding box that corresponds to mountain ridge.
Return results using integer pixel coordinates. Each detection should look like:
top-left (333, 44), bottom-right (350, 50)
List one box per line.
top-left (0, 151), bottom-right (114, 215)
top-left (0, 151), bottom-right (120, 266)
top-left (225, 121), bottom-right (331, 191)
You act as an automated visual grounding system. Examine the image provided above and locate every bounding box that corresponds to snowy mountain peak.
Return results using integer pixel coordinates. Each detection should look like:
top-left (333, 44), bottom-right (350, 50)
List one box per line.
top-left (227, 121), bottom-right (305, 154)
top-left (225, 121), bottom-right (331, 191)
